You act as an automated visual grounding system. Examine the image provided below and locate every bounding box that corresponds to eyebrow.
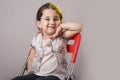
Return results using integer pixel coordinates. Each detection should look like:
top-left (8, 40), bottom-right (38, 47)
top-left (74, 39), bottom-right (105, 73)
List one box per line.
top-left (43, 16), bottom-right (59, 18)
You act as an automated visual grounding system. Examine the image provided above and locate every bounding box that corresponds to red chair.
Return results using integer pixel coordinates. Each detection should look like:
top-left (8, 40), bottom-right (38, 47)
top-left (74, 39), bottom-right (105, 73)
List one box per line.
top-left (66, 33), bottom-right (81, 80)
top-left (20, 33), bottom-right (81, 80)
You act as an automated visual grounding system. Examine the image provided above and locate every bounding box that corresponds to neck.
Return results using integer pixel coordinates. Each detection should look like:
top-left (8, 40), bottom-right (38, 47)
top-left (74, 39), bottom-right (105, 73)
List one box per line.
top-left (42, 34), bottom-right (50, 40)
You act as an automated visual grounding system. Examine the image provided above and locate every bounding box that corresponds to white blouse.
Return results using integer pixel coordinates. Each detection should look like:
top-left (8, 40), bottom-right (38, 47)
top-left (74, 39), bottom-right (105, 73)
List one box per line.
top-left (29, 33), bottom-right (68, 80)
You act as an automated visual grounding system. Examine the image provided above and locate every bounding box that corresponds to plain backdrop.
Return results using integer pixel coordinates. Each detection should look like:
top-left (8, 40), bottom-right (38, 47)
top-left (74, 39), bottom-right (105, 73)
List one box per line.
top-left (0, 0), bottom-right (120, 80)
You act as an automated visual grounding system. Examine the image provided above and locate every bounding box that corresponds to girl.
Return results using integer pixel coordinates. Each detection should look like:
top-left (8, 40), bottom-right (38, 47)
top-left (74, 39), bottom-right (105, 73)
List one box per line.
top-left (12, 2), bottom-right (82, 80)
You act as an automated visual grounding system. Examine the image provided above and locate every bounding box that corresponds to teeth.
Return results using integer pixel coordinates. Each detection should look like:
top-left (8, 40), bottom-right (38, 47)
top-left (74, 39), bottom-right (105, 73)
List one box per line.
top-left (48, 26), bottom-right (55, 28)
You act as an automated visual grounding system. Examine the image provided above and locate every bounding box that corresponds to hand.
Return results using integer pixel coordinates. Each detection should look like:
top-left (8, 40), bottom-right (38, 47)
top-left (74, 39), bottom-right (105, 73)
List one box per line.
top-left (48, 26), bottom-right (62, 39)
top-left (48, 33), bottom-right (59, 39)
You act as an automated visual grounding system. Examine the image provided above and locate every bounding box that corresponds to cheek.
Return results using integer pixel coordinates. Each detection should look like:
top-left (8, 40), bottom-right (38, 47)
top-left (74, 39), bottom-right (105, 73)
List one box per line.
top-left (42, 21), bottom-right (47, 25)
top-left (56, 21), bottom-right (61, 26)
top-left (41, 21), bottom-right (48, 28)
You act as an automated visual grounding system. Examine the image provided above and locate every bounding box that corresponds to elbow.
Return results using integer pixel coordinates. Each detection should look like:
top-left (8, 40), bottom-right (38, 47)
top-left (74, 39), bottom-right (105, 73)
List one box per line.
top-left (78, 23), bottom-right (83, 32)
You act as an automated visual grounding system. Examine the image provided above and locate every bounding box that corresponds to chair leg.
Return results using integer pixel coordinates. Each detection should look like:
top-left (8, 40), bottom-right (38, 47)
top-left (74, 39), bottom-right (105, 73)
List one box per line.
top-left (67, 63), bottom-right (75, 80)
top-left (20, 56), bottom-right (29, 76)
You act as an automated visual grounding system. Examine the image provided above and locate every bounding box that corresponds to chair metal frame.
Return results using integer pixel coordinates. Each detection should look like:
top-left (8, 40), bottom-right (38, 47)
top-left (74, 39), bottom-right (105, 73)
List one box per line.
top-left (20, 33), bottom-right (81, 80)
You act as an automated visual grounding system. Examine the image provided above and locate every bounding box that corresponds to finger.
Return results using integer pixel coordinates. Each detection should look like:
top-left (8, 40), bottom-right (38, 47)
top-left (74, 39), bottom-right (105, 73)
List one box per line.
top-left (48, 35), bottom-right (54, 39)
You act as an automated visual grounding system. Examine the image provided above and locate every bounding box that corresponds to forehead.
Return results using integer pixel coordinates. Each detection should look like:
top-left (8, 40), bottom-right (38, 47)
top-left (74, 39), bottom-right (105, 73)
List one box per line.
top-left (42, 9), bottom-right (59, 17)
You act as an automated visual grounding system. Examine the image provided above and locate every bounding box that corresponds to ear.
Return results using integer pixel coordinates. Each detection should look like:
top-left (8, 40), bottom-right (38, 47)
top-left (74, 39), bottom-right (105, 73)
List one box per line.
top-left (37, 21), bottom-right (41, 29)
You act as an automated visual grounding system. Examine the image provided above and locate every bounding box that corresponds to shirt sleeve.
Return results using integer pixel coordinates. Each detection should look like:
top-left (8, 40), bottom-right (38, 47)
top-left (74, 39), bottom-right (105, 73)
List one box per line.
top-left (31, 35), bottom-right (37, 49)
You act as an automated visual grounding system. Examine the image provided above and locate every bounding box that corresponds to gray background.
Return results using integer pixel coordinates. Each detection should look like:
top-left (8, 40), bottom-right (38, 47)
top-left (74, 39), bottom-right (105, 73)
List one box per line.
top-left (0, 0), bottom-right (120, 80)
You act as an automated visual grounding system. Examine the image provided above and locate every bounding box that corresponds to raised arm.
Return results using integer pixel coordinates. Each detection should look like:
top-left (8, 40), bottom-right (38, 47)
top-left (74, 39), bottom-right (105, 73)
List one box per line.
top-left (60, 22), bottom-right (83, 39)
top-left (49, 22), bottom-right (83, 39)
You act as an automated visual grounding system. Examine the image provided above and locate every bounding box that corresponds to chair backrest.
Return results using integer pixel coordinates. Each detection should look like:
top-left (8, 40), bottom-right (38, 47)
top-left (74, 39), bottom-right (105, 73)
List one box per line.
top-left (67, 33), bottom-right (81, 63)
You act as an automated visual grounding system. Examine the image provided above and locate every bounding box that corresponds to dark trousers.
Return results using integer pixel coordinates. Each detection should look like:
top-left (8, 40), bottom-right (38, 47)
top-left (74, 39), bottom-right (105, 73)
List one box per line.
top-left (11, 73), bottom-right (60, 80)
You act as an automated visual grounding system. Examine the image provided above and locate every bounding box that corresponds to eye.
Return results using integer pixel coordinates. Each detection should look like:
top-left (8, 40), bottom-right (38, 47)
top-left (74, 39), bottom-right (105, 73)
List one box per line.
top-left (54, 18), bottom-right (59, 21)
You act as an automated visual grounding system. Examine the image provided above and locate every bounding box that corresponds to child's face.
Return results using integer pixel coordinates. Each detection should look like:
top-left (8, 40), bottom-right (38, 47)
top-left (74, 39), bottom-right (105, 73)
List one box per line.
top-left (37, 9), bottom-right (61, 36)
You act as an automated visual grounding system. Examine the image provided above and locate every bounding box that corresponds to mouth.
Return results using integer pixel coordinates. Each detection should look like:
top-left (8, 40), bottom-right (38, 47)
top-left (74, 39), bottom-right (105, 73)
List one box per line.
top-left (48, 26), bottom-right (56, 29)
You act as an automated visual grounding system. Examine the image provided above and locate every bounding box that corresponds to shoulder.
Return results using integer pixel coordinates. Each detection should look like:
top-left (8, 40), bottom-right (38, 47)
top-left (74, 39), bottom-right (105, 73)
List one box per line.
top-left (31, 33), bottom-right (42, 48)
top-left (32, 33), bottom-right (42, 40)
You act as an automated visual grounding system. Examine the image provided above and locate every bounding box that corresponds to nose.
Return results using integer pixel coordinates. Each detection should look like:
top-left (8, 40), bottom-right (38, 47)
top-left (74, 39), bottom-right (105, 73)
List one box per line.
top-left (49, 19), bottom-right (55, 25)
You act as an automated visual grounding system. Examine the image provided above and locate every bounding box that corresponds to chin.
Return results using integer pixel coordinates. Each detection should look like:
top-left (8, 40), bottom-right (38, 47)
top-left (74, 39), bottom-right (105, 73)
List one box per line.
top-left (48, 31), bottom-right (56, 35)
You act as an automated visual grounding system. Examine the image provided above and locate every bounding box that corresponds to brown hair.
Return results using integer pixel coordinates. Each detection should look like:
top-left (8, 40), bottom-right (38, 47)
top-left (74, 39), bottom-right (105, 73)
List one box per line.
top-left (36, 3), bottom-right (62, 22)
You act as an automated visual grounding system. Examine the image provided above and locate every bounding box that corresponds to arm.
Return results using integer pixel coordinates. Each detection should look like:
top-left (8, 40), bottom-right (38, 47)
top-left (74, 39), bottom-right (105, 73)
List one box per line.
top-left (49, 22), bottom-right (83, 39)
top-left (27, 48), bottom-right (35, 71)
top-left (60, 22), bottom-right (83, 39)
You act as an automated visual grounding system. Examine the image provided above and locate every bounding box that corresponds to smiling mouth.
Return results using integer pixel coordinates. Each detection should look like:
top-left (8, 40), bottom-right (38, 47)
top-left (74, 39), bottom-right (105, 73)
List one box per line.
top-left (48, 26), bottom-right (55, 29)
